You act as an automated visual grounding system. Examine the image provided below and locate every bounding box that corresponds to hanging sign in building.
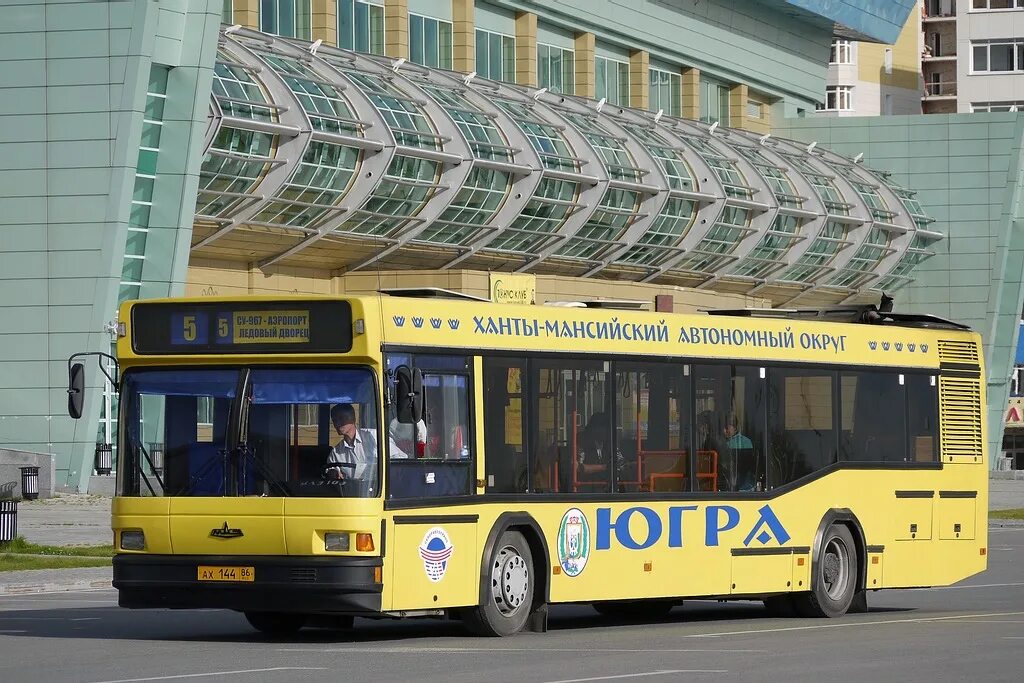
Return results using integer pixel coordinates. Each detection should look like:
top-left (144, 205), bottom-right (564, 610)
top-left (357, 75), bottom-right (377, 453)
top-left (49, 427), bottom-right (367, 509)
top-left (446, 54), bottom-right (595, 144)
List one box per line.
top-left (490, 273), bottom-right (536, 305)
top-left (1007, 397), bottom-right (1024, 427)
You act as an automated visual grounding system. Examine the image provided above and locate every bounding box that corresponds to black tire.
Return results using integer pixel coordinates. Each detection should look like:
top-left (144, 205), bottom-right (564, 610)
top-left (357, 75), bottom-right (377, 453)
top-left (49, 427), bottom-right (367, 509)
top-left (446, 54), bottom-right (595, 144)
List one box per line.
top-left (593, 599), bottom-right (677, 620)
top-left (792, 524), bottom-right (859, 618)
top-left (464, 530), bottom-right (534, 637)
top-left (244, 611), bottom-right (307, 636)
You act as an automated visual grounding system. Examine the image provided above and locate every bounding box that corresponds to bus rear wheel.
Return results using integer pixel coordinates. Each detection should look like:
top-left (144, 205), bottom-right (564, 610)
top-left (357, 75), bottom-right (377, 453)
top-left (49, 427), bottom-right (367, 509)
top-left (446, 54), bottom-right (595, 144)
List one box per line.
top-left (792, 524), bottom-right (858, 618)
top-left (465, 530), bottom-right (534, 637)
top-left (244, 611), bottom-right (307, 636)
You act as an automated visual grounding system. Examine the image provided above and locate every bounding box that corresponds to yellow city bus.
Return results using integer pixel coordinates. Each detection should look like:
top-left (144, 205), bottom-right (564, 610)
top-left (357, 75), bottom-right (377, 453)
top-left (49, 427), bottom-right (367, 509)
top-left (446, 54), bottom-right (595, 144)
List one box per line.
top-left (68, 292), bottom-right (988, 636)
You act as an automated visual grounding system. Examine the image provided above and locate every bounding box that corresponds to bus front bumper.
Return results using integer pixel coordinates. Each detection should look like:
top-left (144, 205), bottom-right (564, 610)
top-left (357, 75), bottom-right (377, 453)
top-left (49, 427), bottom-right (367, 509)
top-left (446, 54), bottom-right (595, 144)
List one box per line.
top-left (112, 554), bottom-right (383, 614)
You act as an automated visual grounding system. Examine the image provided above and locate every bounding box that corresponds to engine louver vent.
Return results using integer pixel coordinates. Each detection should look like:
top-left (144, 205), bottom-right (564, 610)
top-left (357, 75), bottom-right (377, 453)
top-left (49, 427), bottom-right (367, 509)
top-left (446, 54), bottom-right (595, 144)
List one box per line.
top-left (937, 339), bottom-right (980, 365)
top-left (939, 376), bottom-right (983, 459)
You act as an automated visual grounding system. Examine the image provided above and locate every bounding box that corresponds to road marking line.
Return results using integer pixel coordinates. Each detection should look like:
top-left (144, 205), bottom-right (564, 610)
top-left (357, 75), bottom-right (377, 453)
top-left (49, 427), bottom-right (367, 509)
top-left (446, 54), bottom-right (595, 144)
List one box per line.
top-left (544, 671), bottom-right (726, 683)
top-left (686, 611), bottom-right (1024, 638)
top-left (0, 617), bottom-right (101, 621)
top-left (89, 668), bottom-right (327, 683)
top-left (916, 582), bottom-right (1024, 590)
top-left (278, 647), bottom-right (765, 654)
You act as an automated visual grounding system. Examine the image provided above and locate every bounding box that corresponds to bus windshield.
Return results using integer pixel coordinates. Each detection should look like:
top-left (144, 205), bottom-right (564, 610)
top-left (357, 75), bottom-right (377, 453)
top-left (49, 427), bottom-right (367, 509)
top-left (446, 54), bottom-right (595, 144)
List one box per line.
top-left (119, 367), bottom-right (379, 498)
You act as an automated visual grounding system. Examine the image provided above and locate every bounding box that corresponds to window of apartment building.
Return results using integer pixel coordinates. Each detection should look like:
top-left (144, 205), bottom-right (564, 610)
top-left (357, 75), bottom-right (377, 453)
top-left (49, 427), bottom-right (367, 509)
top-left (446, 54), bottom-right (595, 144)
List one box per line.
top-left (972, 39), bottom-right (1024, 72)
top-left (338, 0), bottom-right (384, 53)
top-left (410, 14), bottom-right (453, 69)
top-left (538, 43), bottom-right (575, 94)
top-left (972, 100), bottom-right (1024, 111)
top-left (222, 0), bottom-right (232, 23)
top-left (260, 0), bottom-right (312, 40)
top-left (596, 56), bottom-right (630, 106)
top-left (476, 28), bottom-right (516, 82)
top-left (817, 85), bottom-right (853, 111)
top-left (747, 99), bottom-right (765, 119)
top-left (972, 0), bottom-right (1024, 10)
top-left (830, 39), bottom-right (853, 64)
top-left (699, 78), bottom-right (730, 124)
top-left (649, 67), bottom-right (682, 117)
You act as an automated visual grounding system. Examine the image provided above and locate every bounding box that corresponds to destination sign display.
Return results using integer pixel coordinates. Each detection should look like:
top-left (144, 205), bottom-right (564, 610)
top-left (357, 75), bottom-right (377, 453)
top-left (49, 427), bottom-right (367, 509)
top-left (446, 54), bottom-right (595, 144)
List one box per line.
top-left (132, 301), bottom-right (352, 354)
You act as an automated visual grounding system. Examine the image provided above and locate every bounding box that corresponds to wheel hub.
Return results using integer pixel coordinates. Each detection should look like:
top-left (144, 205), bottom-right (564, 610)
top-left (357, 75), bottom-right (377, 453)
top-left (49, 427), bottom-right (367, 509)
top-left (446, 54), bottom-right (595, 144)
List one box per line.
top-left (491, 545), bottom-right (529, 616)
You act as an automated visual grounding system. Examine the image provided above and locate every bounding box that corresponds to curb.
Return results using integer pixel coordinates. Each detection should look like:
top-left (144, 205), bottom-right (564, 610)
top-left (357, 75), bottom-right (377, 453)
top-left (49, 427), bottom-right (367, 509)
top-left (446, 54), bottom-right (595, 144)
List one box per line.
top-left (0, 578), bottom-right (111, 596)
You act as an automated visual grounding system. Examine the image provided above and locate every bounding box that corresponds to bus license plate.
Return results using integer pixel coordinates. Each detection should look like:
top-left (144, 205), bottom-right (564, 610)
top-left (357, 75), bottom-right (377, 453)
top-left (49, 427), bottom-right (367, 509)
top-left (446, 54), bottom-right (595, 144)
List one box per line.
top-left (197, 565), bottom-right (255, 582)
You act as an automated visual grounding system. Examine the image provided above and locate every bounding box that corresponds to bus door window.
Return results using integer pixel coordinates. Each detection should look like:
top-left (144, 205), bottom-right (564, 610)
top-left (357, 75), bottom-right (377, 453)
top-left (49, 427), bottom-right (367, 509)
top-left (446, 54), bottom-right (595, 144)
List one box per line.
top-left (616, 363), bottom-right (690, 494)
top-left (694, 365), bottom-right (765, 492)
top-left (386, 354), bottom-right (473, 499)
top-left (906, 374), bottom-right (938, 462)
top-left (768, 368), bottom-right (837, 488)
top-left (483, 357), bottom-right (528, 493)
top-left (839, 371), bottom-right (906, 463)
top-left (529, 360), bottom-right (611, 494)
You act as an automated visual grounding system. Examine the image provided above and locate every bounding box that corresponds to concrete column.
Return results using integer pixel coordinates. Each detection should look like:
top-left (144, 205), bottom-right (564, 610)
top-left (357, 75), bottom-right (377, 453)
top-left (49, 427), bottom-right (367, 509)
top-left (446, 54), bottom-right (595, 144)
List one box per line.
top-left (681, 66), bottom-right (700, 120)
top-left (574, 32), bottom-right (595, 98)
top-left (453, 0), bottom-right (475, 73)
top-left (384, 0), bottom-right (409, 59)
top-left (311, 0), bottom-right (337, 46)
top-left (629, 49), bottom-right (649, 110)
top-left (729, 83), bottom-right (748, 129)
top-left (744, 92), bottom-right (772, 134)
top-left (233, 0), bottom-right (259, 30)
top-left (515, 12), bottom-right (538, 87)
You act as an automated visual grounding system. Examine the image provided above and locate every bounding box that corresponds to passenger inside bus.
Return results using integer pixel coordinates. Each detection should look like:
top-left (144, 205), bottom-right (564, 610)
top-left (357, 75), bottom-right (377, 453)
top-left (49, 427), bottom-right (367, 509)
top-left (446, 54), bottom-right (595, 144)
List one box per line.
top-left (576, 412), bottom-right (624, 484)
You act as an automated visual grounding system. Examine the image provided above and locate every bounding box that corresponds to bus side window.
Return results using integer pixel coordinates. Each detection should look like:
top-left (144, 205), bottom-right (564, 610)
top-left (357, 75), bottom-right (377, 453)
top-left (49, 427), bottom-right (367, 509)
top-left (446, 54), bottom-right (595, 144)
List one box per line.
top-left (483, 357), bottom-right (527, 493)
top-left (768, 368), bottom-right (833, 489)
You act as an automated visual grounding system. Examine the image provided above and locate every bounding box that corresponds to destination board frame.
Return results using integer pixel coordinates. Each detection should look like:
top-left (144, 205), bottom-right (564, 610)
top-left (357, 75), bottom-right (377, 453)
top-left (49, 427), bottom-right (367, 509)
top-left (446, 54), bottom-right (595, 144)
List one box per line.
top-left (131, 300), bottom-right (352, 355)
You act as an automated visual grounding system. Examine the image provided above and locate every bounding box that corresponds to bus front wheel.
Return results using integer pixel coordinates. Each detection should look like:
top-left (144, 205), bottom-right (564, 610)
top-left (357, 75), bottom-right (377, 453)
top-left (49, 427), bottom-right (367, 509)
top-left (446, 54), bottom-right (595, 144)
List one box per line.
top-left (792, 524), bottom-right (858, 618)
top-left (244, 611), bottom-right (307, 636)
top-left (465, 530), bottom-right (534, 636)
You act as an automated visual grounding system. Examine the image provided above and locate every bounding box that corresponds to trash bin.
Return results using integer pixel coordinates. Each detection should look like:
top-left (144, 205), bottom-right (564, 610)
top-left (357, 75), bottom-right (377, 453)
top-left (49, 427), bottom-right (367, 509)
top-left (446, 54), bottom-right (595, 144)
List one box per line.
top-left (95, 443), bottom-right (113, 476)
top-left (19, 466), bottom-right (39, 501)
top-left (0, 500), bottom-right (16, 544)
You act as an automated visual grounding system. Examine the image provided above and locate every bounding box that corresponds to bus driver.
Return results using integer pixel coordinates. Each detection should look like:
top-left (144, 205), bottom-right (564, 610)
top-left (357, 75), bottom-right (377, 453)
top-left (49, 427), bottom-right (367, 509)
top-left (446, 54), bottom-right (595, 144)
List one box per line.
top-left (325, 403), bottom-right (414, 495)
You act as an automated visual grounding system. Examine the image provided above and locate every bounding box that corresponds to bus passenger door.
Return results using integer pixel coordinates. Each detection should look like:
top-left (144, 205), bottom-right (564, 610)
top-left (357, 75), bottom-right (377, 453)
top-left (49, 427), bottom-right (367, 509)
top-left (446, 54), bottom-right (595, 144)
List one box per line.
top-left (388, 519), bottom-right (479, 610)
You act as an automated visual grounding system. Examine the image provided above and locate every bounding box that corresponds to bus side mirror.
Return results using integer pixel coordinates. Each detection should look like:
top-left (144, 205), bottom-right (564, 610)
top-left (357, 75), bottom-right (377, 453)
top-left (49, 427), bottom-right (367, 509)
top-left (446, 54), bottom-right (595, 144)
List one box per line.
top-left (395, 365), bottom-right (423, 424)
top-left (68, 363), bottom-right (85, 419)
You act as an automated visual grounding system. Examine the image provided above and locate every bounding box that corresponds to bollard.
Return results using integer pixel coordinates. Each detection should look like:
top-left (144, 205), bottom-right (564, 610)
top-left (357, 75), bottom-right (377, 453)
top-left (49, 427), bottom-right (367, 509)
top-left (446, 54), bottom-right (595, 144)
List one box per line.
top-left (19, 466), bottom-right (39, 501)
top-left (95, 443), bottom-right (113, 475)
top-left (0, 500), bottom-right (16, 544)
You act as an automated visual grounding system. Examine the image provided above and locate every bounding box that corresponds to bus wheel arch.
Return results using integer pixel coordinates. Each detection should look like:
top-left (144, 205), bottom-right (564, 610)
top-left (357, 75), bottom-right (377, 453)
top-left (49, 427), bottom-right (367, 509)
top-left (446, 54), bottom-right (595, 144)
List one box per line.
top-left (465, 513), bottom-right (550, 636)
top-left (794, 509), bottom-right (867, 618)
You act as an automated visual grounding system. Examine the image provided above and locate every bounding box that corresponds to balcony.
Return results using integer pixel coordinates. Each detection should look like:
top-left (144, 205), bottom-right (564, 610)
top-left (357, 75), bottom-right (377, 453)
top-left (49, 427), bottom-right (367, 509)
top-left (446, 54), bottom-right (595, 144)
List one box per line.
top-left (923, 80), bottom-right (958, 99)
top-left (922, 1), bottom-right (957, 22)
top-left (922, 48), bottom-right (958, 62)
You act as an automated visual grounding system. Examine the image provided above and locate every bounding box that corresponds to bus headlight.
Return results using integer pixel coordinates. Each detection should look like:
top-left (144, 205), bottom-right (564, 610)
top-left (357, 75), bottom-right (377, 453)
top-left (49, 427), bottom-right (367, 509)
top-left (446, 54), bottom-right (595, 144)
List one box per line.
top-left (120, 530), bottom-right (145, 551)
top-left (325, 532), bottom-right (350, 552)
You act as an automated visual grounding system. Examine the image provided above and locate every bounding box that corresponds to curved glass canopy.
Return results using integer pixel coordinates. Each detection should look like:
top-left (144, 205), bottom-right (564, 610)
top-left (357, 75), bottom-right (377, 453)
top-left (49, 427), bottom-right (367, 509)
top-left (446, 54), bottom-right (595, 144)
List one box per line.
top-left (195, 26), bottom-right (941, 305)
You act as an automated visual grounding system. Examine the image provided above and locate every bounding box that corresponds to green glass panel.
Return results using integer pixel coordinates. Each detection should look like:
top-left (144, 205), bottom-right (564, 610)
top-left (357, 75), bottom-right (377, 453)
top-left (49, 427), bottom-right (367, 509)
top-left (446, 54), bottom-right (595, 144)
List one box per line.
top-left (124, 229), bottom-right (148, 256)
top-left (148, 65), bottom-right (169, 95)
top-left (140, 121), bottom-right (162, 149)
top-left (144, 94), bottom-right (165, 121)
top-left (129, 202), bottom-right (151, 229)
top-left (133, 176), bottom-right (154, 203)
top-left (136, 148), bottom-right (158, 176)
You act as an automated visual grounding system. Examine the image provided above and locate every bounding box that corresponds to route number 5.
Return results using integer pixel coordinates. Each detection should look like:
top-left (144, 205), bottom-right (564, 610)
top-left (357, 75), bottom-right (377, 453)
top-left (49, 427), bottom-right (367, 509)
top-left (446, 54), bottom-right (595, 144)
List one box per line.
top-left (183, 315), bottom-right (197, 342)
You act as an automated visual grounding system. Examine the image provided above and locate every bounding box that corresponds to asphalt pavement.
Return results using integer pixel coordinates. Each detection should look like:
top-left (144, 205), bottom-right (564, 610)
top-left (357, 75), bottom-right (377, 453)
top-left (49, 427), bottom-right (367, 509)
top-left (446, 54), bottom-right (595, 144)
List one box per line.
top-left (2, 477), bottom-right (1024, 596)
top-left (1, 524), bottom-right (1023, 682)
